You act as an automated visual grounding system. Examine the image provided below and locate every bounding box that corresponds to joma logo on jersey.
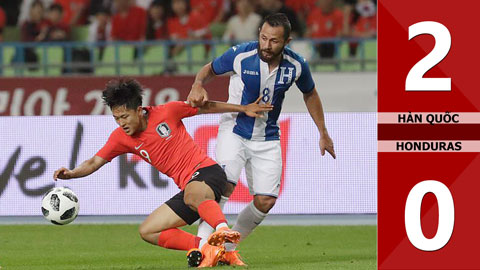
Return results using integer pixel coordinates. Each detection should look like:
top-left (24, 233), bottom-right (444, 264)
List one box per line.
top-left (243, 69), bottom-right (259, 76)
top-left (156, 123), bottom-right (171, 138)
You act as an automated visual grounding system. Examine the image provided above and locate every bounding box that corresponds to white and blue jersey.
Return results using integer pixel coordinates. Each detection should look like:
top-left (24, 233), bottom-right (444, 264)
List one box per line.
top-left (212, 41), bottom-right (315, 141)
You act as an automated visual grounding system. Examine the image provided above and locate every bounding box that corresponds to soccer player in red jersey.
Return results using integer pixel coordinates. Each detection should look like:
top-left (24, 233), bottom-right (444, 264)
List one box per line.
top-left (53, 78), bottom-right (272, 267)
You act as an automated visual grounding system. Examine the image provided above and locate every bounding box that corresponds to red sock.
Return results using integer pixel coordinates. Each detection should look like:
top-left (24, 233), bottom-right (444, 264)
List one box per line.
top-left (157, 228), bottom-right (201, 251)
top-left (197, 200), bottom-right (227, 229)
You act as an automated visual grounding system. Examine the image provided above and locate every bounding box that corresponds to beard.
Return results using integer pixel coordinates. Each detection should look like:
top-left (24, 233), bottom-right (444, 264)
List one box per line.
top-left (258, 43), bottom-right (284, 63)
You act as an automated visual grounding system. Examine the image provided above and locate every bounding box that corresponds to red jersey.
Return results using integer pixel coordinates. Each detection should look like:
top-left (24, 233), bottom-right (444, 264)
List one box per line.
top-left (307, 8), bottom-right (343, 38)
top-left (54, 0), bottom-right (89, 25)
top-left (190, 0), bottom-right (223, 24)
top-left (353, 15), bottom-right (377, 34)
top-left (285, 0), bottom-right (315, 14)
top-left (0, 7), bottom-right (5, 30)
top-left (167, 12), bottom-right (209, 40)
top-left (111, 6), bottom-right (147, 41)
top-left (96, 101), bottom-right (216, 190)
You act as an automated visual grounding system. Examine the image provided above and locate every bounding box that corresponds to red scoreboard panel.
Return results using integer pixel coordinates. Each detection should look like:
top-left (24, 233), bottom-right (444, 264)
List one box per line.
top-left (378, 0), bottom-right (480, 269)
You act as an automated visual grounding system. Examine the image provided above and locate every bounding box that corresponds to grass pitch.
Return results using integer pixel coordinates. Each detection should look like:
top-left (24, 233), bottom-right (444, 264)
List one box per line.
top-left (0, 224), bottom-right (376, 270)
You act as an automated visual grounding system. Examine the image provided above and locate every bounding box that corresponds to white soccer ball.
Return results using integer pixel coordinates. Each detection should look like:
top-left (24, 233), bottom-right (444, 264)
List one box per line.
top-left (41, 187), bottom-right (79, 225)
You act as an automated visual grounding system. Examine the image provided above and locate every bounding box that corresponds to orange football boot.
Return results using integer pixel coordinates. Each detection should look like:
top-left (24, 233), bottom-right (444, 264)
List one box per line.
top-left (207, 227), bottom-right (241, 246)
top-left (198, 244), bottom-right (225, 268)
top-left (221, 250), bottom-right (247, 266)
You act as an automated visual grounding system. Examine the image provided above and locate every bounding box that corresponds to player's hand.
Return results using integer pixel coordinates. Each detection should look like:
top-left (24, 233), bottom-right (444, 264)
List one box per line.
top-left (53, 167), bottom-right (74, 181)
top-left (244, 96), bottom-right (274, 118)
top-left (188, 83), bottom-right (209, 107)
top-left (320, 135), bottom-right (336, 159)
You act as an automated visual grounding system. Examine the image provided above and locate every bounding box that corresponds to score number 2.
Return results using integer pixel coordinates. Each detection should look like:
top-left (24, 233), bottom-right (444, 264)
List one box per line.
top-left (406, 21), bottom-right (451, 91)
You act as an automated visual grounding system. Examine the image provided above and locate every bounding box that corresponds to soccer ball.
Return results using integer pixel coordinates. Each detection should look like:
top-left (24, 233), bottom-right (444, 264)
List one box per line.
top-left (41, 187), bottom-right (79, 225)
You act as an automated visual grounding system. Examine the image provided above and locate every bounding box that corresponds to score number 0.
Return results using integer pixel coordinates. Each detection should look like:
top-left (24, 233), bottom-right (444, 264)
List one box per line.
top-left (404, 21), bottom-right (454, 251)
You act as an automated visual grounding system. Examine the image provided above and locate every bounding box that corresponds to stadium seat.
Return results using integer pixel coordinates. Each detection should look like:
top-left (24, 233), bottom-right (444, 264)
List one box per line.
top-left (0, 38), bottom-right (376, 76)
top-left (45, 46), bottom-right (63, 76)
top-left (210, 23), bottom-right (227, 39)
top-left (121, 46), bottom-right (141, 75)
top-left (71, 26), bottom-right (89, 42)
top-left (94, 46), bottom-right (115, 75)
top-left (339, 41), bottom-right (361, 72)
top-left (95, 45), bottom-right (138, 76)
top-left (364, 40), bottom-right (377, 71)
top-left (20, 46), bottom-right (64, 77)
top-left (3, 26), bottom-right (20, 42)
top-left (1, 46), bottom-right (16, 76)
top-left (171, 44), bottom-right (208, 74)
top-left (22, 48), bottom-right (44, 77)
top-left (143, 45), bottom-right (167, 75)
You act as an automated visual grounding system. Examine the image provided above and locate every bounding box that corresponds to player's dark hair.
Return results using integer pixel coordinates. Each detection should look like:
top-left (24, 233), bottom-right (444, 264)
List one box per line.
top-left (261, 13), bottom-right (291, 40)
top-left (102, 78), bottom-right (143, 110)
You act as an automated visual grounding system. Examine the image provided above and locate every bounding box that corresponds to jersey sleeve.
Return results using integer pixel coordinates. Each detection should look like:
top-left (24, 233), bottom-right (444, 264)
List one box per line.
top-left (164, 101), bottom-right (199, 120)
top-left (211, 45), bottom-right (240, 75)
top-left (96, 129), bottom-right (129, 162)
top-left (295, 59), bottom-right (315, 93)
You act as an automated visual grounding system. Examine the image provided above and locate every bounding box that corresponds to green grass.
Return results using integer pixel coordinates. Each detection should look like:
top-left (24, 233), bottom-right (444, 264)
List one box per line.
top-left (0, 224), bottom-right (376, 270)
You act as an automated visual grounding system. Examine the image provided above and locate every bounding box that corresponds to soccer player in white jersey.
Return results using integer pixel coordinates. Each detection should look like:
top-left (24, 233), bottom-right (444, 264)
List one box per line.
top-left (188, 13), bottom-right (336, 266)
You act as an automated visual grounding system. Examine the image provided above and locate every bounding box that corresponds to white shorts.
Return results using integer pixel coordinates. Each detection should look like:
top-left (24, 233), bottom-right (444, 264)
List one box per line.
top-left (215, 129), bottom-right (282, 197)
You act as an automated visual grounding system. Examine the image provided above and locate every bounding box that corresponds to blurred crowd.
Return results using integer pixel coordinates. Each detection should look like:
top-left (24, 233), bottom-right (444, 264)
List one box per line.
top-left (0, 0), bottom-right (376, 72)
top-left (0, 0), bottom-right (376, 42)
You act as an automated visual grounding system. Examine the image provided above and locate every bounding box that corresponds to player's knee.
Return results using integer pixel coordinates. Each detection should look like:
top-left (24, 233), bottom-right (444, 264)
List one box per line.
top-left (138, 223), bottom-right (151, 241)
top-left (254, 196), bottom-right (277, 213)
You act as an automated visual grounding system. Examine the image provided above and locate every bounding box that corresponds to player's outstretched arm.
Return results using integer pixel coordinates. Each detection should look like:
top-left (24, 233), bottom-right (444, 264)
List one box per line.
top-left (53, 155), bottom-right (108, 181)
top-left (197, 96), bottom-right (273, 117)
top-left (188, 62), bottom-right (216, 107)
top-left (303, 88), bottom-right (336, 159)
